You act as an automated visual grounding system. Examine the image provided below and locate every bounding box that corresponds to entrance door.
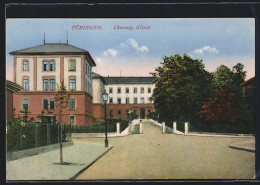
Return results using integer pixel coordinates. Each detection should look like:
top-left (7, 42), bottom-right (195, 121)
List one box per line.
top-left (140, 108), bottom-right (145, 119)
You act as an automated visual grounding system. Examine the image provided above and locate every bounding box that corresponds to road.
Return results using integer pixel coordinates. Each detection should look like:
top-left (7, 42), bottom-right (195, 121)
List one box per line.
top-left (75, 121), bottom-right (255, 179)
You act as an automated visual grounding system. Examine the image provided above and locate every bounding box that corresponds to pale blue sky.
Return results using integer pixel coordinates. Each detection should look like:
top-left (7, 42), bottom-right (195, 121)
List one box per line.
top-left (6, 18), bottom-right (255, 80)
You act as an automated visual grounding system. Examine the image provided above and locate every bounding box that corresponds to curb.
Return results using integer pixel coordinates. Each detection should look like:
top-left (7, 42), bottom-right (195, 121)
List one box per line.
top-left (69, 146), bottom-right (113, 180)
top-left (183, 134), bottom-right (254, 138)
top-left (229, 145), bottom-right (255, 153)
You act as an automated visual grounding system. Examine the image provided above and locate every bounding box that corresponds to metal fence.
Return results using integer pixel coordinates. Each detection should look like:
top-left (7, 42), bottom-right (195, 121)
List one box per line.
top-left (6, 120), bottom-right (69, 152)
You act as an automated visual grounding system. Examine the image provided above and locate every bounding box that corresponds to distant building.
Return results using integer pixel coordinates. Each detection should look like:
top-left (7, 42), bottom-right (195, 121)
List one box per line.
top-left (10, 43), bottom-right (96, 125)
top-left (6, 80), bottom-right (23, 122)
top-left (241, 76), bottom-right (255, 102)
top-left (92, 72), bottom-right (106, 122)
top-left (103, 76), bottom-right (156, 119)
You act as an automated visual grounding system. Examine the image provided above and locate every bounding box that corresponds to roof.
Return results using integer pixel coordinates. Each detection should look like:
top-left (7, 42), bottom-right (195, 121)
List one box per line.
top-left (104, 76), bottom-right (155, 84)
top-left (9, 43), bottom-right (96, 66)
top-left (6, 80), bottom-right (23, 92)
top-left (92, 72), bottom-right (106, 84)
top-left (241, 76), bottom-right (255, 86)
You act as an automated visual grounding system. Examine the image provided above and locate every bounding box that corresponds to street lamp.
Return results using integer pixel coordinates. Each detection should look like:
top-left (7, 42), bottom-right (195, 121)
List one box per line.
top-left (102, 90), bottom-right (109, 147)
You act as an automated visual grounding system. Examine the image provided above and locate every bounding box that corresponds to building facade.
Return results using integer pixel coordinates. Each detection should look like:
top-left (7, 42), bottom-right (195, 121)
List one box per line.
top-left (10, 43), bottom-right (96, 125)
top-left (92, 72), bottom-right (106, 122)
top-left (6, 80), bottom-right (23, 122)
top-left (103, 76), bottom-right (156, 119)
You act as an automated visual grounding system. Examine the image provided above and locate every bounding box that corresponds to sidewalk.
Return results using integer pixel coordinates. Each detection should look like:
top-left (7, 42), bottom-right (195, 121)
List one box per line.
top-left (6, 141), bottom-right (112, 180)
top-left (229, 140), bottom-right (255, 152)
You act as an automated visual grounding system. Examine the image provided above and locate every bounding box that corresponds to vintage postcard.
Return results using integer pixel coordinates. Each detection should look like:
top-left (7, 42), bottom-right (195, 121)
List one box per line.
top-left (6, 18), bottom-right (255, 180)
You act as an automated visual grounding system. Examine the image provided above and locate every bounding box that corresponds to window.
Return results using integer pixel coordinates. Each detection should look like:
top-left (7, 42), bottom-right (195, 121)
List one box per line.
top-left (86, 65), bottom-right (88, 75)
top-left (141, 97), bottom-right (145, 103)
top-left (126, 87), bottom-right (129, 93)
top-left (148, 88), bottom-right (151, 93)
top-left (43, 60), bottom-right (55, 71)
top-left (23, 61), bottom-right (29, 71)
top-left (134, 97), bottom-right (138, 104)
top-left (109, 109), bottom-right (113, 115)
top-left (43, 79), bottom-right (49, 90)
top-left (50, 78), bottom-right (56, 90)
top-left (50, 99), bottom-right (55, 110)
top-left (43, 61), bottom-right (49, 71)
top-left (70, 77), bottom-right (76, 90)
top-left (22, 98), bottom-right (29, 110)
top-left (117, 87), bottom-right (121, 94)
top-left (70, 98), bottom-right (76, 110)
top-left (43, 78), bottom-right (56, 91)
top-left (109, 87), bottom-right (113, 94)
top-left (70, 115), bottom-right (75, 124)
top-left (118, 109), bottom-right (121, 115)
top-left (50, 61), bottom-right (55, 71)
top-left (117, 98), bottom-right (121, 104)
top-left (126, 97), bottom-right (129, 104)
top-left (126, 109), bottom-right (129, 113)
top-left (148, 97), bottom-right (153, 103)
top-left (134, 87), bottom-right (137, 93)
top-left (23, 78), bottom-right (29, 90)
top-left (141, 87), bottom-right (144, 93)
top-left (43, 99), bottom-right (48, 110)
top-left (109, 97), bottom-right (113, 104)
top-left (69, 60), bottom-right (76, 71)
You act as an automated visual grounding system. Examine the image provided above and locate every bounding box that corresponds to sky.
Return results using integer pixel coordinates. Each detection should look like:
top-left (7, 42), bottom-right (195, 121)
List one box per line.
top-left (6, 18), bottom-right (255, 81)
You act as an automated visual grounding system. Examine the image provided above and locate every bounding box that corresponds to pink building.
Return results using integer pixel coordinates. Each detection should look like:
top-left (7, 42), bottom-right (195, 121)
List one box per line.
top-left (10, 43), bottom-right (96, 125)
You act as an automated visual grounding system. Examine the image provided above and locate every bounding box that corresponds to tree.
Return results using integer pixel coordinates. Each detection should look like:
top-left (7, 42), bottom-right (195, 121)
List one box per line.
top-left (20, 108), bottom-right (31, 122)
top-left (200, 88), bottom-right (238, 123)
top-left (127, 112), bottom-right (139, 122)
top-left (147, 111), bottom-right (159, 121)
top-left (54, 81), bottom-right (71, 164)
top-left (151, 54), bottom-right (213, 124)
top-left (200, 63), bottom-right (254, 133)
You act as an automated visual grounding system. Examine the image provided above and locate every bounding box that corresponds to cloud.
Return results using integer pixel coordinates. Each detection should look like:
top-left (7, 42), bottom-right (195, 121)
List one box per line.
top-left (120, 38), bottom-right (149, 53)
top-left (192, 46), bottom-right (219, 55)
top-left (103, 48), bottom-right (119, 57)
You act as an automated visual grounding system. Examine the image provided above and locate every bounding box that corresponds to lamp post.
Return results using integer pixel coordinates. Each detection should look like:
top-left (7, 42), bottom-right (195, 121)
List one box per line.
top-left (102, 90), bottom-right (109, 147)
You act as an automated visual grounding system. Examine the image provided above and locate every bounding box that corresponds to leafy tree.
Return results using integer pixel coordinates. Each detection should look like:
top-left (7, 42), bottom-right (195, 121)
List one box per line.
top-left (201, 63), bottom-right (254, 133)
top-left (147, 111), bottom-right (159, 121)
top-left (151, 54), bottom-right (213, 124)
top-left (127, 111), bottom-right (139, 122)
top-left (20, 108), bottom-right (31, 122)
top-left (54, 81), bottom-right (71, 164)
top-left (200, 88), bottom-right (238, 123)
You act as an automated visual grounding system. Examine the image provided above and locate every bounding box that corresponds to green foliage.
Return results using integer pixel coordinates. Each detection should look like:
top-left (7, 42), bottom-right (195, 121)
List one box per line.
top-left (7, 118), bottom-right (64, 152)
top-left (147, 111), bottom-right (159, 121)
top-left (151, 54), bottom-right (213, 124)
top-left (69, 119), bottom-right (129, 133)
top-left (200, 63), bottom-right (254, 134)
top-left (131, 124), bottom-right (140, 134)
top-left (127, 112), bottom-right (139, 122)
top-left (55, 81), bottom-right (71, 124)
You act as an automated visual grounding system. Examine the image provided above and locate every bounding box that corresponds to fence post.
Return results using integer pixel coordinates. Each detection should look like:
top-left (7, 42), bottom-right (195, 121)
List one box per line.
top-left (185, 122), bottom-right (189, 134)
top-left (162, 122), bottom-right (165, 133)
top-left (140, 120), bottom-right (143, 134)
top-left (47, 124), bottom-right (50, 145)
top-left (116, 122), bottom-right (120, 134)
top-left (35, 122), bottom-right (38, 147)
top-left (173, 121), bottom-right (176, 133)
top-left (128, 122), bottom-right (132, 135)
top-left (58, 124), bottom-right (60, 143)
top-left (20, 122), bottom-right (23, 149)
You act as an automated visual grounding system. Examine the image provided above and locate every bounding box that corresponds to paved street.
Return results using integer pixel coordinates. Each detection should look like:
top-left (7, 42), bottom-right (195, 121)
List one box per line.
top-left (75, 121), bottom-right (255, 180)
